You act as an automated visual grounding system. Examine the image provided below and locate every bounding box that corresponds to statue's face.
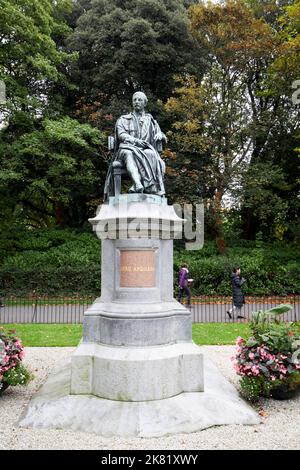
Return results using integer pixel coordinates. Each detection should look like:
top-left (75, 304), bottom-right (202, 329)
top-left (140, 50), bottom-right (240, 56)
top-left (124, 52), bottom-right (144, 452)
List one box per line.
top-left (132, 93), bottom-right (146, 112)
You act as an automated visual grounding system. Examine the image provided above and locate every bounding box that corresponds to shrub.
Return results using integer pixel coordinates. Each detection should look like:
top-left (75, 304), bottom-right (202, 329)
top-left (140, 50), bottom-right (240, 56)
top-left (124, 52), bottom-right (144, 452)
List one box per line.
top-left (232, 305), bottom-right (300, 401)
top-left (1, 229), bottom-right (300, 296)
top-left (0, 327), bottom-right (33, 391)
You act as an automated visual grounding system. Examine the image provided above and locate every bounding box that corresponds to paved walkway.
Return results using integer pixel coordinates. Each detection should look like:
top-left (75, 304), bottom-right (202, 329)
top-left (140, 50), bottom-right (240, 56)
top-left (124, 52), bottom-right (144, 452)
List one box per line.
top-left (1, 346), bottom-right (300, 449)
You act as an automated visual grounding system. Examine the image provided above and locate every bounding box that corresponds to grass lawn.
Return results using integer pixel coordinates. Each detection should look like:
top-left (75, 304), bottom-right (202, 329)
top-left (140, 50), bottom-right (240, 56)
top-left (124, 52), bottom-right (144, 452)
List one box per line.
top-left (1, 323), bottom-right (250, 347)
top-left (192, 323), bottom-right (250, 345)
top-left (1, 324), bottom-right (83, 347)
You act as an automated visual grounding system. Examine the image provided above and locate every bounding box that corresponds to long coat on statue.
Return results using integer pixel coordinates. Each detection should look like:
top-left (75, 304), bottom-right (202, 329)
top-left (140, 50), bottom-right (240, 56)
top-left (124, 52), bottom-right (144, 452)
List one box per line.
top-left (104, 112), bottom-right (166, 200)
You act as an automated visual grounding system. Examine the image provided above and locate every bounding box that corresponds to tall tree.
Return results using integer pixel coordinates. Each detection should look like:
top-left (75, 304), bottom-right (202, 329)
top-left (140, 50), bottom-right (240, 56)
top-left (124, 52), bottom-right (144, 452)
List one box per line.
top-left (245, 0), bottom-right (294, 23)
top-left (0, 0), bottom-right (107, 229)
top-left (166, 0), bottom-right (300, 243)
top-left (164, 67), bottom-right (251, 253)
top-left (0, 0), bottom-right (75, 119)
top-left (67, 0), bottom-right (206, 126)
top-left (165, 0), bottom-right (285, 248)
top-left (0, 117), bottom-right (105, 228)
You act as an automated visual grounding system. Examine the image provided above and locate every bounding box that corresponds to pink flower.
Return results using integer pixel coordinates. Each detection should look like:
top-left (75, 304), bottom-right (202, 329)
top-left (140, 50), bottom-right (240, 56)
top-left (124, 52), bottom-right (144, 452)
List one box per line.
top-left (1, 355), bottom-right (9, 364)
top-left (251, 365), bottom-right (260, 376)
top-left (279, 365), bottom-right (287, 374)
top-left (19, 350), bottom-right (25, 359)
top-left (236, 336), bottom-right (244, 346)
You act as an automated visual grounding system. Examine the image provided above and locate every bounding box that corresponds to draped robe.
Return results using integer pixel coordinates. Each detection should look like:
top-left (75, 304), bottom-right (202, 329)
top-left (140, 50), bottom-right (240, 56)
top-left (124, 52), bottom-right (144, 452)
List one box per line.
top-left (104, 112), bottom-right (166, 200)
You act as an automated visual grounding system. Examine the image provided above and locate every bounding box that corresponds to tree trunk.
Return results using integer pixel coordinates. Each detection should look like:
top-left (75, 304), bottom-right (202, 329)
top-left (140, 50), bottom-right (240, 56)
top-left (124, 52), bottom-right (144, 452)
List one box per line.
top-left (54, 202), bottom-right (66, 227)
top-left (210, 189), bottom-right (226, 254)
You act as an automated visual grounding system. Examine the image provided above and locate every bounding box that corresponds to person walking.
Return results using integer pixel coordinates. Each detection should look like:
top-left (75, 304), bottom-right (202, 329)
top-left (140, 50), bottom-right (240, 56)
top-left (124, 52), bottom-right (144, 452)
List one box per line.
top-left (177, 263), bottom-right (192, 308)
top-left (227, 266), bottom-right (246, 320)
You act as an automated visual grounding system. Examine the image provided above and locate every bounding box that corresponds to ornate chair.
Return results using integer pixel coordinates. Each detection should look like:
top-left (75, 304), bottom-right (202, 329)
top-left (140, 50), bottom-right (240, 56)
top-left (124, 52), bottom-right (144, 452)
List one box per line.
top-left (108, 136), bottom-right (129, 197)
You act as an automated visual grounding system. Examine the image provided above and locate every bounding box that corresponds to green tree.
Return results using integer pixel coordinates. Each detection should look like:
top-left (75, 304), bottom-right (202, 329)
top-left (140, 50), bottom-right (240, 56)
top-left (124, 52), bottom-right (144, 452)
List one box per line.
top-left (67, 0), bottom-right (206, 125)
top-left (165, 67), bottom-right (251, 253)
top-left (0, 117), bottom-right (105, 228)
top-left (0, 1), bottom-right (110, 230)
top-left (242, 0), bottom-right (300, 239)
top-left (0, 0), bottom-right (75, 118)
top-left (165, 0), bottom-right (299, 243)
top-left (245, 0), bottom-right (294, 23)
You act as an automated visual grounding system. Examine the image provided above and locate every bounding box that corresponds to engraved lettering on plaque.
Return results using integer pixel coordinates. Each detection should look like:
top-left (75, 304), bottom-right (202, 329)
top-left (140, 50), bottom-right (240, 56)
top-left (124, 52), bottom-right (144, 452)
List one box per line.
top-left (120, 250), bottom-right (155, 288)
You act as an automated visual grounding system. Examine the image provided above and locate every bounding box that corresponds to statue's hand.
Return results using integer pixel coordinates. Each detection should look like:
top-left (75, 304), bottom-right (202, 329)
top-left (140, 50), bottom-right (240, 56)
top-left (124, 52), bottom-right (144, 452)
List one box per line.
top-left (154, 132), bottom-right (163, 142)
top-left (154, 132), bottom-right (167, 145)
top-left (135, 139), bottom-right (148, 149)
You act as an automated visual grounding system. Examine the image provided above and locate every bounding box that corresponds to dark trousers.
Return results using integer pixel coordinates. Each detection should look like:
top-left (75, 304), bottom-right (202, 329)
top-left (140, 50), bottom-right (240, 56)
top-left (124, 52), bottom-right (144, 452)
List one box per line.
top-left (177, 286), bottom-right (191, 306)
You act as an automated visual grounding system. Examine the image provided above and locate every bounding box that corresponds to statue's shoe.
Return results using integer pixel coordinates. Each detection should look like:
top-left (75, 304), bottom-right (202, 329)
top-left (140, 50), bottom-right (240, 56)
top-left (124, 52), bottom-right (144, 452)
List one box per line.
top-left (129, 184), bottom-right (144, 193)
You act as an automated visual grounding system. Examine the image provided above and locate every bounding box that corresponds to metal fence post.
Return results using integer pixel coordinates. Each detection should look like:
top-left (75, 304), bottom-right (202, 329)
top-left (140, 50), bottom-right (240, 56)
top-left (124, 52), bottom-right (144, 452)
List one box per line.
top-left (31, 291), bottom-right (38, 323)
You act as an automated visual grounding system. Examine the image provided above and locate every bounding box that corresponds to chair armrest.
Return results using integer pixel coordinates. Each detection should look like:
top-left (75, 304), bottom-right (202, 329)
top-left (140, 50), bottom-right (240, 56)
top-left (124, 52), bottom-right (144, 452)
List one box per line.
top-left (112, 161), bottom-right (123, 168)
top-left (108, 136), bottom-right (115, 151)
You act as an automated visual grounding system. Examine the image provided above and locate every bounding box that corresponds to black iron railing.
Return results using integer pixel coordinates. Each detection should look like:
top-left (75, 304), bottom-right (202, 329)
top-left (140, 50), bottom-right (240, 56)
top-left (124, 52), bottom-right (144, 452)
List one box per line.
top-left (0, 294), bottom-right (299, 324)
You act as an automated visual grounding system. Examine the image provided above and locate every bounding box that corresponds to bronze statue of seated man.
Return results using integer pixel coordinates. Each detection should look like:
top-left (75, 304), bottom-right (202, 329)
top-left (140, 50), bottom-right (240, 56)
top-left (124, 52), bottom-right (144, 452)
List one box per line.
top-left (104, 92), bottom-right (167, 200)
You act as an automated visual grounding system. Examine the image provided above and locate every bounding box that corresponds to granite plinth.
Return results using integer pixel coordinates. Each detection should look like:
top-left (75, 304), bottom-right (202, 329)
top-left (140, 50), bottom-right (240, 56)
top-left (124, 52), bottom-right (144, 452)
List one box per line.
top-left (19, 354), bottom-right (259, 438)
top-left (70, 342), bottom-right (204, 401)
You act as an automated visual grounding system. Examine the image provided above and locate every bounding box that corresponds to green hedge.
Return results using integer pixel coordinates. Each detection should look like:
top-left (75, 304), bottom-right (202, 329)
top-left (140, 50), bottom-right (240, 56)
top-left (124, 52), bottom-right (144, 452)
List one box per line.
top-left (0, 266), bottom-right (101, 297)
top-left (0, 229), bottom-right (299, 296)
top-left (174, 244), bottom-right (300, 295)
top-left (0, 229), bottom-right (101, 296)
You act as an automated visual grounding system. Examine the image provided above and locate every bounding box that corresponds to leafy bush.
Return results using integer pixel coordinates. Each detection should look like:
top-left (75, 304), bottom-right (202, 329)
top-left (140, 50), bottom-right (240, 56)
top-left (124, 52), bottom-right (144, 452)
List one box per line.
top-left (0, 266), bottom-right (101, 297)
top-left (3, 363), bottom-right (32, 387)
top-left (0, 327), bottom-right (33, 390)
top-left (0, 230), bottom-right (300, 296)
top-left (174, 242), bottom-right (300, 295)
top-left (232, 305), bottom-right (300, 401)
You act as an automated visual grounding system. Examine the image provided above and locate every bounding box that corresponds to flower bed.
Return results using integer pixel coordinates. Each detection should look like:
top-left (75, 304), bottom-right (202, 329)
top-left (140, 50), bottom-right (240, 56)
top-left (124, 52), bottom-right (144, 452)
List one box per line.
top-left (0, 327), bottom-right (32, 394)
top-left (232, 305), bottom-right (300, 401)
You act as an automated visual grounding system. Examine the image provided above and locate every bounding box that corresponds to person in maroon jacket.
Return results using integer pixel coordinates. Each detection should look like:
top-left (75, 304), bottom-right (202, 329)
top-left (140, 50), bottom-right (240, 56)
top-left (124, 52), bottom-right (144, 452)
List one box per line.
top-left (177, 263), bottom-right (192, 308)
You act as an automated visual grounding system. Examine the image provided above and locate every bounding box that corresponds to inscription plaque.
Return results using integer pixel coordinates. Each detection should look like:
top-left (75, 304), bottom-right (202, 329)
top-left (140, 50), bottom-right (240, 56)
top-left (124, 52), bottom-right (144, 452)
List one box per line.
top-left (120, 250), bottom-right (155, 288)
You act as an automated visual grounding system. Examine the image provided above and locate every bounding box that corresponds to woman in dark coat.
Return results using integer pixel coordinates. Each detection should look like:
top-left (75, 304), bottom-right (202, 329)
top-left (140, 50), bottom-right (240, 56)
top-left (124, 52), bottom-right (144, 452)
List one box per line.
top-left (227, 266), bottom-right (246, 320)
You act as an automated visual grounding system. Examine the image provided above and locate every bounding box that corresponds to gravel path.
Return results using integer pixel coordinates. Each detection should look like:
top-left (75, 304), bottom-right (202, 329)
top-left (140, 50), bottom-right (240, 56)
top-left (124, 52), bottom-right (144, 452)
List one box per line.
top-left (0, 346), bottom-right (299, 450)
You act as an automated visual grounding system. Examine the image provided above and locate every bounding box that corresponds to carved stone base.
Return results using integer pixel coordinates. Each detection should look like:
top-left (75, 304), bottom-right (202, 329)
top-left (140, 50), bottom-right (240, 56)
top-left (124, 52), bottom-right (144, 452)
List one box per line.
top-left (70, 342), bottom-right (204, 401)
top-left (19, 355), bottom-right (259, 438)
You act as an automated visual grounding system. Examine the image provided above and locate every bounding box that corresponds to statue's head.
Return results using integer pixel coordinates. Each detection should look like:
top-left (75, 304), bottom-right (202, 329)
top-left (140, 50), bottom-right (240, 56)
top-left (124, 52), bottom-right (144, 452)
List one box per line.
top-left (132, 91), bottom-right (148, 111)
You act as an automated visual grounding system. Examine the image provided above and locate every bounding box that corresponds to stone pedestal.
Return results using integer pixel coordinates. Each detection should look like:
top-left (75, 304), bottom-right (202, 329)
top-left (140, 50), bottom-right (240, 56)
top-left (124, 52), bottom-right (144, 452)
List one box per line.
top-left (20, 194), bottom-right (259, 436)
top-left (71, 194), bottom-right (204, 401)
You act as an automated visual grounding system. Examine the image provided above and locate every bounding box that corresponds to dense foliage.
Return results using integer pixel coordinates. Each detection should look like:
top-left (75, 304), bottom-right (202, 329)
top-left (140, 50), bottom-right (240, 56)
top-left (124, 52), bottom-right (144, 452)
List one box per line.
top-left (232, 305), bottom-right (300, 401)
top-left (67, 0), bottom-right (205, 121)
top-left (0, 0), bottom-right (299, 289)
top-left (0, 229), bottom-right (299, 296)
top-left (0, 326), bottom-right (32, 390)
top-left (164, 0), bottom-right (300, 245)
